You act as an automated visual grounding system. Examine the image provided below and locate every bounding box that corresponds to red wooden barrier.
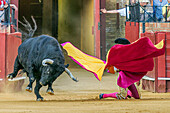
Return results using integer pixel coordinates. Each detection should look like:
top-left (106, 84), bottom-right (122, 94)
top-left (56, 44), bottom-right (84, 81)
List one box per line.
top-left (6, 32), bottom-right (22, 75)
top-left (0, 33), bottom-right (6, 80)
top-left (94, 0), bottom-right (100, 58)
top-left (165, 32), bottom-right (170, 92)
top-left (141, 32), bottom-right (170, 93)
top-left (141, 32), bottom-right (156, 92)
top-left (155, 32), bottom-right (166, 93)
top-left (125, 22), bottom-right (170, 93)
top-left (0, 32), bottom-right (25, 92)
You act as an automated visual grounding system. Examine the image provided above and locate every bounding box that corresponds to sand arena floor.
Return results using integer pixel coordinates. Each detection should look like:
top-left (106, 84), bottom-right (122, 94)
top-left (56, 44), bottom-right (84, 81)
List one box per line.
top-left (0, 68), bottom-right (170, 113)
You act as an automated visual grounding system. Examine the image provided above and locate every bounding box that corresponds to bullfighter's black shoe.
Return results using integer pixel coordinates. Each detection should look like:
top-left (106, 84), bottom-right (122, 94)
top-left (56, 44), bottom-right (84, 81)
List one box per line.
top-left (99, 93), bottom-right (104, 99)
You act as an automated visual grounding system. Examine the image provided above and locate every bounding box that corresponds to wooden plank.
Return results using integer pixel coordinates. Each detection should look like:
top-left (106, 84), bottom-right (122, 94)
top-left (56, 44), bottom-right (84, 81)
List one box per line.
top-left (125, 22), bottom-right (139, 43)
top-left (167, 70), bottom-right (170, 77)
top-left (0, 33), bottom-right (6, 79)
top-left (6, 32), bottom-right (22, 76)
top-left (166, 32), bottom-right (170, 39)
top-left (94, 0), bottom-right (101, 58)
top-left (100, 0), bottom-right (106, 60)
top-left (142, 79), bottom-right (155, 92)
top-left (156, 32), bottom-right (166, 93)
top-left (142, 32), bottom-right (156, 78)
top-left (167, 81), bottom-right (170, 92)
top-left (166, 63), bottom-right (170, 70)
top-left (166, 32), bottom-right (170, 92)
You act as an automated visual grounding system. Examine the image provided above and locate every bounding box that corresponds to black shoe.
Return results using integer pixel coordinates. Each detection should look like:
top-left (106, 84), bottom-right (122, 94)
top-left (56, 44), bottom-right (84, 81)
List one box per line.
top-left (99, 93), bottom-right (104, 99)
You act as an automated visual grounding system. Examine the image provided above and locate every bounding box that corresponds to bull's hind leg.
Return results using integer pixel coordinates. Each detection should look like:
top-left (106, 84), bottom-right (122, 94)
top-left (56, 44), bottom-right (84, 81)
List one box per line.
top-left (7, 56), bottom-right (23, 79)
top-left (46, 82), bottom-right (54, 95)
top-left (27, 61), bottom-right (35, 82)
top-left (26, 74), bottom-right (35, 93)
top-left (18, 69), bottom-right (34, 92)
top-left (35, 80), bottom-right (43, 101)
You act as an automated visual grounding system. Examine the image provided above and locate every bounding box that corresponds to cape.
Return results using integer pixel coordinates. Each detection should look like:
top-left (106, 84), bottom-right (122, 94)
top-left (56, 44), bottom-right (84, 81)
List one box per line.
top-left (61, 42), bottom-right (106, 81)
top-left (61, 37), bottom-right (165, 88)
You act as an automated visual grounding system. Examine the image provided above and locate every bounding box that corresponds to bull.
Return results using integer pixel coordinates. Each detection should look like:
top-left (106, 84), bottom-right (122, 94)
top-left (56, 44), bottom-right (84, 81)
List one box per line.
top-left (7, 17), bottom-right (78, 101)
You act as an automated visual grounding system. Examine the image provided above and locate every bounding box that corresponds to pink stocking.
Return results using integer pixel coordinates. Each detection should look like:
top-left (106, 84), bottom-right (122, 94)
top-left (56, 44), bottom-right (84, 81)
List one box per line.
top-left (103, 92), bottom-right (118, 99)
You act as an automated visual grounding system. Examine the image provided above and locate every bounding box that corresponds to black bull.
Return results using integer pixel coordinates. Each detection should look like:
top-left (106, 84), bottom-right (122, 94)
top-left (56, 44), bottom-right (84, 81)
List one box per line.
top-left (7, 35), bottom-right (78, 101)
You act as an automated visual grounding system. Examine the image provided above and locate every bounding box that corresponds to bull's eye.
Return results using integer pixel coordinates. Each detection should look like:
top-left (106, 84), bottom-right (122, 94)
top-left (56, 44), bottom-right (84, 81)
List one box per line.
top-left (46, 68), bottom-right (50, 74)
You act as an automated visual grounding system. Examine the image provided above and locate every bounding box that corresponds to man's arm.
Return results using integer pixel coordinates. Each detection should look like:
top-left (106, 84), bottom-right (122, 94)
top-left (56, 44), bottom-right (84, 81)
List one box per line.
top-left (101, 8), bottom-right (119, 14)
top-left (10, 4), bottom-right (18, 11)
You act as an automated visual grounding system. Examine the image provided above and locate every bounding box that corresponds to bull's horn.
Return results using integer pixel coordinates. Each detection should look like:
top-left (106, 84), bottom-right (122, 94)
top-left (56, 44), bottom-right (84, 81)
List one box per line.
top-left (42, 59), bottom-right (54, 66)
top-left (65, 68), bottom-right (78, 82)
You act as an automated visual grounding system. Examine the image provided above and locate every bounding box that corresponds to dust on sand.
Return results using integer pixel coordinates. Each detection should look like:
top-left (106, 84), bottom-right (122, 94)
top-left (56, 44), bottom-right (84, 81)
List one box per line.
top-left (0, 68), bottom-right (170, 113)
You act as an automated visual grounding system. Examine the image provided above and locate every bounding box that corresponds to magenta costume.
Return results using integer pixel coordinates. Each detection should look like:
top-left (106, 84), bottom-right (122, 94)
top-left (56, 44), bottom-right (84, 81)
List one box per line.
top-left (105, 37), bottom-right (165, 89)
top-left (62, 37), bottom-right (165, 99)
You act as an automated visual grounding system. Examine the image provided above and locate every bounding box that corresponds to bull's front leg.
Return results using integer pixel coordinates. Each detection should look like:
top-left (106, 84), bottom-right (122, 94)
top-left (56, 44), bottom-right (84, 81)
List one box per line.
top-left (34, 80), bottom-right (43, 101)
top-left (7, 56), bottom-right (23, 79)
top-left (46, 82), bottom-right (54, 95)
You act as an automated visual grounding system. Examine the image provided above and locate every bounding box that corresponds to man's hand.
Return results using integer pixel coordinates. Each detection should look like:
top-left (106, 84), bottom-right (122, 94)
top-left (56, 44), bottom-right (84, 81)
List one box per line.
top-left (101, 8), bottom-right (107, 13)
top-left (4, 4), bottom-right (8, 8)
top-left (168, 6), bottom-right (170, 10)
top-left (10, 4), bottom-right (18, 11)
top-left (116, 69), bottom-right (121, 72)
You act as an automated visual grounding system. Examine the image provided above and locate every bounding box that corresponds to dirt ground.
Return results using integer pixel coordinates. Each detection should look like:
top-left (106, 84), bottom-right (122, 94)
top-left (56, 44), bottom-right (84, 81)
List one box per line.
top-left (0, 68), bottom-right (170, 113)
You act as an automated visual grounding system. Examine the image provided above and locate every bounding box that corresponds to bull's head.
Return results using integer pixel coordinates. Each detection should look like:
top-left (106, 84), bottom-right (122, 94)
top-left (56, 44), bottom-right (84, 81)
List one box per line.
top-left (40, 59), bottom-right (78, 86)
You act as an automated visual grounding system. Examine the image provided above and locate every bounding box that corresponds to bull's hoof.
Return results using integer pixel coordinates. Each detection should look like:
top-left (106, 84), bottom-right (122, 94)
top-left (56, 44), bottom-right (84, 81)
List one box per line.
top-left (36, 97), bottom-right (44, 101)
top-left (26, 87), bottom-right (32, 92)
top-left (7, 74), bottom-right (14, 79)
top-left (46, 89), bottom-right (54, 95)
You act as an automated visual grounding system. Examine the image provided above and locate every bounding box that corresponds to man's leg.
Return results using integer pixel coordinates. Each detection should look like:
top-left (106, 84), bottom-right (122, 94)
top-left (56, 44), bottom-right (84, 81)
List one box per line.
top-left (99, 92), bottom-right (118, 99)
top-left (128, 83), bottom-right (140, 99)
top-left (99, 88), bottom-right (128, 99)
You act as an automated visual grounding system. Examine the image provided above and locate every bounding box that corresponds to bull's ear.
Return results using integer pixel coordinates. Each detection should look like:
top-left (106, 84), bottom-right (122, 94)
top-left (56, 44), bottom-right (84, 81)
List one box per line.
top-left (65, 64), bottom-right (69, 68)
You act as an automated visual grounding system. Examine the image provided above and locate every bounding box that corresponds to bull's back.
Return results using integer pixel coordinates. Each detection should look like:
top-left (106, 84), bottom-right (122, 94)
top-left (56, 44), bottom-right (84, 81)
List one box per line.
top-left (18, 35), bottom-right (64, 67)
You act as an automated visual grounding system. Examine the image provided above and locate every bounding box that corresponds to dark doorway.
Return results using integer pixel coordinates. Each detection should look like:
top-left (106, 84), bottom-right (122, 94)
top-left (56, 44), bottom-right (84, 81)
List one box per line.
top-left (52, 0), bottom-right (58, 39)
top-left (19, 0), bottom-right (43, 36)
